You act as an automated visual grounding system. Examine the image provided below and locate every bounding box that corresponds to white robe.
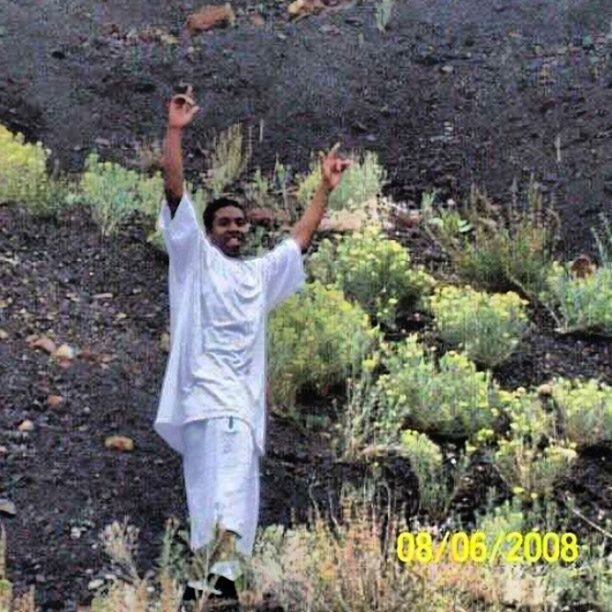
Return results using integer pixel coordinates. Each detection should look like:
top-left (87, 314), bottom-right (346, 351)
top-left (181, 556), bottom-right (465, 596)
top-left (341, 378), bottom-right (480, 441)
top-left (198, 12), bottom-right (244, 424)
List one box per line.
top-left (154, 191), bottom-right (306, 456)
top-left (182, 417), bottom-right (259, 558)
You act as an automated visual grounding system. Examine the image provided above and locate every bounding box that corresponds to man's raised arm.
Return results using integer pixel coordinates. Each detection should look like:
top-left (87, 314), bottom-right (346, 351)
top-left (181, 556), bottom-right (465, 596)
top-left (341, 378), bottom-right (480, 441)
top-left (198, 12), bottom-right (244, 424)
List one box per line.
top-left (163, 85), bottom-right (200, 218)
top-left (290, 143), bottom-right (352, 253)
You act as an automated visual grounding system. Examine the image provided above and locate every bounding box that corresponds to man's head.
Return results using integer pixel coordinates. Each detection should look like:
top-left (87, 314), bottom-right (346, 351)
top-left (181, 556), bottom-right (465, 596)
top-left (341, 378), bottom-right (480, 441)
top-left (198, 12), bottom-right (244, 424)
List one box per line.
top-left (203, 197), bottom-right (250, 258)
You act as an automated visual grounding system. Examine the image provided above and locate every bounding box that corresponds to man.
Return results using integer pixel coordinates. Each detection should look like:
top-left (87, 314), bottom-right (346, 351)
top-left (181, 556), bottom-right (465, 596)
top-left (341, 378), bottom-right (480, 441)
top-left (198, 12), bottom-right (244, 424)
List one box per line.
top-left (154, 86), bottom-right (351, 601)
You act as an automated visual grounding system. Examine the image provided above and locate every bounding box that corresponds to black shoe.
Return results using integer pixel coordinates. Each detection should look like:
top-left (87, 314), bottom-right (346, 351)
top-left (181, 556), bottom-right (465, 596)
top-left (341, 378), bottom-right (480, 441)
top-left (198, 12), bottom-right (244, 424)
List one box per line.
top-left (207, 573), bottom-right (239, 602)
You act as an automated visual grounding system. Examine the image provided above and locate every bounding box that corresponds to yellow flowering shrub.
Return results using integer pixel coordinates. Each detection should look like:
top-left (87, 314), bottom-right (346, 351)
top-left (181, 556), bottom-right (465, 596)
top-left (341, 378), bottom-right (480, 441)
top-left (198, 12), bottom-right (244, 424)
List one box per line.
top-left (77, 153), bottom-right (163, 236)
top-left (540, 261), bottom-right (612, 336)
top-left (307, 225), bottom-right (435, 327)
top-left (375, 335), bottom-right (500, 438)
top-left (0, 124), bottom-right (68, 215)
top-left (428, 284), bottom-right (530, 367)
top-left (484, 389), bottom-right (577, 498)
top-left (268, 281), bottom-right (382, 411)
top-left (493, 438), bottom-right (577, 499)
top-left (550, 377), bottom-right (612, 447)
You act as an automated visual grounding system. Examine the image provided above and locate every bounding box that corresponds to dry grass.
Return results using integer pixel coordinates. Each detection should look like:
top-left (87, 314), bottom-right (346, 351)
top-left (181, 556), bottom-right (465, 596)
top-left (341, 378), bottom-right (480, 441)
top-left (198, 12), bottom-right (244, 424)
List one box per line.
top-left (202, 123), bottom-right (252, 198)
top-left (2, 497), bottom-right (608, 610)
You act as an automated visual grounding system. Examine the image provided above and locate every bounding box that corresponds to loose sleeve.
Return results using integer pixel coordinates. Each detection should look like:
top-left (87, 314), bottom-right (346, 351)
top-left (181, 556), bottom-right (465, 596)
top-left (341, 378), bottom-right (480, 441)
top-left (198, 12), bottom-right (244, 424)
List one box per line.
top-left (262, 237), bottom-right (306, 312)
top-left (158, 192), bottom-right (202, 279)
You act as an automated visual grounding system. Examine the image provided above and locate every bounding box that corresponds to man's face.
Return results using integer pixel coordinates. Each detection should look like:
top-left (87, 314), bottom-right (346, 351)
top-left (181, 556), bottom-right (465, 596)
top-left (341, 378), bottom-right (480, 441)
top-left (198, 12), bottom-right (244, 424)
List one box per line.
top-left (207, 205), bottom-right (249, 258)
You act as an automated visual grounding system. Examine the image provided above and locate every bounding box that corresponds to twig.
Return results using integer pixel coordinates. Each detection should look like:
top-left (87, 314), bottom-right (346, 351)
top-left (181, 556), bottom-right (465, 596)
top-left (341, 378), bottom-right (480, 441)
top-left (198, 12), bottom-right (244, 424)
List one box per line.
top-left (562, 502), bottom-right (612, 540)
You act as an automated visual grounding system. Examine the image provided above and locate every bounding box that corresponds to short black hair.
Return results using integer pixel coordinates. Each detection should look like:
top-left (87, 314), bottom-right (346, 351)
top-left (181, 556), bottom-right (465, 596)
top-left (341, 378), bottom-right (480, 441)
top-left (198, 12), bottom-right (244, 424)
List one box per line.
top-left (203, 197), bottom-right (247, 232)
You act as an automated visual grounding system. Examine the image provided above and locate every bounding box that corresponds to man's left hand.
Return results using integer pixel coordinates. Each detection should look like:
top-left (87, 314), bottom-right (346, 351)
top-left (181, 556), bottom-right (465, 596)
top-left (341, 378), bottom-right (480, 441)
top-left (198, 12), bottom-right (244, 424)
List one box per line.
top-left (320, 142), bottom-right (352, 191)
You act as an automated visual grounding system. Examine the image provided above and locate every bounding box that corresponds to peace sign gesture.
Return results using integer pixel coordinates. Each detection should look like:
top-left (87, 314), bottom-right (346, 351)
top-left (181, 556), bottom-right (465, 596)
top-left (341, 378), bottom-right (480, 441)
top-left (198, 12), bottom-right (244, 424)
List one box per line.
top-left (167, 84), bottom-right (200, 130)
top-left (320, 142), bottom-right (352, 191)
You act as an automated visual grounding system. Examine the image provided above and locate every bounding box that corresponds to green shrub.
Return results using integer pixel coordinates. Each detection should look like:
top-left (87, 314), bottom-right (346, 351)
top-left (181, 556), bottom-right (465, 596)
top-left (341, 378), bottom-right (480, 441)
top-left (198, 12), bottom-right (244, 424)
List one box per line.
top-left (493, 437), bottom-right (577, 500)
top-left (267, 281), bottom-right (382, 411)
top-left (400, 429), bottom-right (447, 516)
top-left (307, 225), bottom-right (435, 328)
top-left (297, 150), bottom-right (386, 212)
top-left (421, 179), bottom-right (559, 295)
top-left (375, 335), bottom-right (500, 439)
top-left (550, 377), bottom-right (612, 447)
top-left (428, 284), bottom-right (530, 367)
top-left (202, 122), bottom-right (251, 197)
top-left (244, 158), bottom-right (294, 219)
top-left (540, 261), bottom-right (612, 336)
top-left (476, 497), bottom-right (527, 542)
top-left (245, 167), bottom-right (274, 211)
top-left (334, 352), bottom-right (383, 460)
top-left (482, 388), bottom-right (577, 499)
top-left (0, 123), bottom-right (69, 215)
top-left (475, 496), bottom-right (573, 563)
top-left (75, 153), bottom-right (163, 236)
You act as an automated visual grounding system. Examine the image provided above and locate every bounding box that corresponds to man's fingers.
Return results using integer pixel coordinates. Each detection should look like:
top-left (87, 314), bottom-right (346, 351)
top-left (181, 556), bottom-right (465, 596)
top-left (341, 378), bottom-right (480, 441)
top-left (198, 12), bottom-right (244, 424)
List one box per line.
top-left (171, 94), bottom-right (196, 107)
top-left (329, 142), bottom-right (341, 157)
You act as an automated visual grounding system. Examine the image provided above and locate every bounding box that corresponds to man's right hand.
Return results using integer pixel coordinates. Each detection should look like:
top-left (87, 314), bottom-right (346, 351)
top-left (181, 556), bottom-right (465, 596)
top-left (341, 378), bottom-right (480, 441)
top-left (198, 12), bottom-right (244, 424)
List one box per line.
top-left (167, 84), bottom-right (200, 129)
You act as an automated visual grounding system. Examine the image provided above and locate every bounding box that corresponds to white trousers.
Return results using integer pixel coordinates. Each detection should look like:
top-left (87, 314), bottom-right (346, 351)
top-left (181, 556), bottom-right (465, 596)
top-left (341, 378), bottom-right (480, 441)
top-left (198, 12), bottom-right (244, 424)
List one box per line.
top-left (182, 417), bottom-right (260, 557)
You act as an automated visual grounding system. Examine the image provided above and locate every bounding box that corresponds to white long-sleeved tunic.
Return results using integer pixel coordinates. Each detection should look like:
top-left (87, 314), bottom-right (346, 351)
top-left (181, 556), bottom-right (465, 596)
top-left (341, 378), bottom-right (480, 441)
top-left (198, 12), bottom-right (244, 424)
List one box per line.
top-left (154, 192), bottom-right (305, 455)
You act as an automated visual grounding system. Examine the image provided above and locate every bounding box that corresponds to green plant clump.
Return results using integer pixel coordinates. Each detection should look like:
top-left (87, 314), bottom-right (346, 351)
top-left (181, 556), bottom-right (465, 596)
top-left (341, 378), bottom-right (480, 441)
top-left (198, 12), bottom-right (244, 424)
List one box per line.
top-left (375, 335), bottom-right (500, 439)
top-left (77, 153), bottom-right (163, 236)
top-left (550, 377), bottom-right (612, 447)
top-left (400, 429), bottom-right (447, 516)
top-left (202, 122), bottom-right (251, 198)
top-left (0, 123), bottom-right (69, 216)
top-left (308, 225), bottom-right (435, 327)
top-left (421, 180), bottom-right (559, 295)
top-left (428, 284), bottom-right (530, 367)
top-left (267, 281), bottom-right (382, 411)
top-left (540, 261), bottom-right (612, 336)
top-left (482, 388), bottom-right (577, 500)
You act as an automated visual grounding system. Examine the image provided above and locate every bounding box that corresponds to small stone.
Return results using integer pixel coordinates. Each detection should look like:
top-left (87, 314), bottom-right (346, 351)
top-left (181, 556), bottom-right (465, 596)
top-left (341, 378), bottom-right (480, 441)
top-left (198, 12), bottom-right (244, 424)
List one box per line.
top-left (0, 498), bottom-right (16, 516)
top-left (53, 344), bottom-right (75, 360)
top-left (440, 64), bottom-right (454, 74)
top-left (47, 394), bottom-right (64, 408)
top-left (88, 579), bottom-right (104, 591)
top-left (186, 3), bottom-right (236, 35)
top-left (0, 329), bottom-right (8, 340)
top-left (31, 336), bottom-right (57, 354)
top-left (288, 0), bottom-right (325, 19)
top-left (160, 332), bottom-right (170, 353)
top-left (104, 435), bottom-right (134, 452)
top-left (18, 419), bottom-right (34, 432)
